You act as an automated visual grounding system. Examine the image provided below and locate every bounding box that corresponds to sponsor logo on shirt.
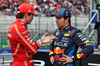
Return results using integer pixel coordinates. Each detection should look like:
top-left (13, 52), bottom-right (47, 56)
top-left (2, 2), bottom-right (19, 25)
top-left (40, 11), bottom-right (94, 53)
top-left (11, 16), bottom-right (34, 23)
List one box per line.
top-left (54, 47), bottom-right (64, 54)
top-left (64, 33), bottom-right (70, 36)
top-left (54, 42), bottom-right (67, 47)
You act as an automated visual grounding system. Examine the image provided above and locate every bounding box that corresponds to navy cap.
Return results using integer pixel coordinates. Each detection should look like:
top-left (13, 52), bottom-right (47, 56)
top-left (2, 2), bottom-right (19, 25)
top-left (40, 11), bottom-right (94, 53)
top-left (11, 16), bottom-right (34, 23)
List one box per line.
top-left (54, 8), bottom-right (71, 18)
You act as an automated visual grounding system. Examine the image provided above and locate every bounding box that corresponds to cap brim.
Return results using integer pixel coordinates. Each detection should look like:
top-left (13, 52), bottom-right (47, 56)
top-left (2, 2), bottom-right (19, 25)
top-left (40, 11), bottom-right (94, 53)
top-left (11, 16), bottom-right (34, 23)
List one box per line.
top-left (33, 11), bottom-right (40, 15)
top-left (51, 14), bottom-right (63, 17)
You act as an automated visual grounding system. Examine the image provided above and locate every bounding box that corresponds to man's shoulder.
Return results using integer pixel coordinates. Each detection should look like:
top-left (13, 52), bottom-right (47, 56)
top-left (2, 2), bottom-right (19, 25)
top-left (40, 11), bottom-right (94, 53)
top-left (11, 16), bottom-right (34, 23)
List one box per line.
top-left (69, 26), bottom-right (82, 36)
top-left (9, 22), bottom-right (27, 35)
top-left (15, 21), bottom-right (26, 29)
top-left (70, 26), bottom-right (81, 32)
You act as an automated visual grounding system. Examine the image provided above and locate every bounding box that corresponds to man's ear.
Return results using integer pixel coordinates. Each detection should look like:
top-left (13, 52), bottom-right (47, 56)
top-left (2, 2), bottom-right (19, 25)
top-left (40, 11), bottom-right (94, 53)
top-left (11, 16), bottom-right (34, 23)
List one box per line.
top-left (24, 13), bottom-right (28, 18)
top-left (65, 18), bottom-right (69, 23)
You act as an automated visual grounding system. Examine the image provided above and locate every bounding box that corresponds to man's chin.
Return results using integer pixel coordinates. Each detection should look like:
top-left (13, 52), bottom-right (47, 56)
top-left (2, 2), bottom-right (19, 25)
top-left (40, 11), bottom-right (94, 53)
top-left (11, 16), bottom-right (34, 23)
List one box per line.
top-left (58, 26), bottom-right (60, 28)
top-left (27, 23), bottom-right (31, 24)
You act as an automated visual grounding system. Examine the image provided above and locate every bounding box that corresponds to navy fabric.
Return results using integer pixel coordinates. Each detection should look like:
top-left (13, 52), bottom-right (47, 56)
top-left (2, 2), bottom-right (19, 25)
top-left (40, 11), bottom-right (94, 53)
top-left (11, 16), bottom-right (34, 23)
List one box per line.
top-left (67, 44), bottom-right (76, 66)
top-left (49, 25), bottom-right (94, 66)
top-left (55, 8), bottom-right (71, 18)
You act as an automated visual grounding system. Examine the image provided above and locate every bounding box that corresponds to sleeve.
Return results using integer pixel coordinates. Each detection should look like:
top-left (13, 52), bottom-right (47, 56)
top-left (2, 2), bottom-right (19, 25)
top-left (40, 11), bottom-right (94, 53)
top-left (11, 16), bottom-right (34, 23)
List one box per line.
top-left (49, 30), bottom-right (57, 57)
top-left (73, 32), bottom-right (94, 60)
top-left (49, 40), bottom-right (54, 57)
top-left (15, 25), bottom-right (42, 55)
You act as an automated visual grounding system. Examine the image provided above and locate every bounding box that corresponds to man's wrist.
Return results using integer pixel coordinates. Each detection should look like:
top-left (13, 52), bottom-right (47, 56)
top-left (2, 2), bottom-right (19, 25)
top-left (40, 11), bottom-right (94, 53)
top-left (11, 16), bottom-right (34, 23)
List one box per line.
top-left (40, 39), bottom-right (43, 44)
top-left (37, 39), bottom-right (42, 47)
top-left (71, 56), bottom-right (75, 61)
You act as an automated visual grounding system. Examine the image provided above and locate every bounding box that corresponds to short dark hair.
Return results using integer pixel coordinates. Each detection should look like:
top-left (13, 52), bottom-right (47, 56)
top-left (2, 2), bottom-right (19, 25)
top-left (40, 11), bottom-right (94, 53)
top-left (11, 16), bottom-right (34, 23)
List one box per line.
top-left (16, 13), bottom-right (25, 19)
top-left (64, 16), bottom-right (71, 25)
top-left (16, 13), bottom-right (33, 19)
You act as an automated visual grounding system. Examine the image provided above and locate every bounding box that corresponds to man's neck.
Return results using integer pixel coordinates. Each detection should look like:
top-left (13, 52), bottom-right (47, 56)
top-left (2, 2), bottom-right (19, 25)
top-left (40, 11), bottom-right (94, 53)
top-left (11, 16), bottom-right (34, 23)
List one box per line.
top-left (19, 19), bottom-right (26, 24)
top-left (61, 23), bottom-right (69, 30)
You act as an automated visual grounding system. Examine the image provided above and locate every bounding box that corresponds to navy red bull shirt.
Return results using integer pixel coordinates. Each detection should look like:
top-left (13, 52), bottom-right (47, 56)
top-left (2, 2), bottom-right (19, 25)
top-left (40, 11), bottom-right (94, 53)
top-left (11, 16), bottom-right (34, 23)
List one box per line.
top-left (49, 25), bottom-right (94, 66)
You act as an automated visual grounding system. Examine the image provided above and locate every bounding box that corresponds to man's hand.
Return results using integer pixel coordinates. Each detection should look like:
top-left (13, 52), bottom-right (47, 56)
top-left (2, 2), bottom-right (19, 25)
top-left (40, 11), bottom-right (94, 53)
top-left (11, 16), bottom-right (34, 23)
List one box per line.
top-left (50, 56), bottom-right (54, 64)
top-left (60, 55), bottom-right (73, 65)
top-left (41, 33), bottom-right (55, 44)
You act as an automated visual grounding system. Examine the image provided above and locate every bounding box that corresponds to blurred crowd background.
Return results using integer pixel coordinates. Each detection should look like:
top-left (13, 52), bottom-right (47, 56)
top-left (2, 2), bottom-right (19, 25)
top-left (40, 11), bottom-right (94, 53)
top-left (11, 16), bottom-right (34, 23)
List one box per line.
top-left (0, 0), bottom-right (91, 16)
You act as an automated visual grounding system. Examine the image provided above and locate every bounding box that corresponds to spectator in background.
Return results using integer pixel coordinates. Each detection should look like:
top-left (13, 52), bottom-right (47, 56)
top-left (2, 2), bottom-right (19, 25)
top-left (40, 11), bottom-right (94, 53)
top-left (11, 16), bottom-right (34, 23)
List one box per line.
top-left (0, 0), bottom-right (91, 16)
top-left (0, 1), bottom-right (2, 11)
top-left (8, 3), bottom-right (55, 66)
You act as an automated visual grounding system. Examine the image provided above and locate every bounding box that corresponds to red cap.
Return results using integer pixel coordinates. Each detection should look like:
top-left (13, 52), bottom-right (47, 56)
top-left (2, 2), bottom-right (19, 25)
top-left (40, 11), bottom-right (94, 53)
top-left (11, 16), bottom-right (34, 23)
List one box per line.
top-left (17, 3), bottom-right (40, 15)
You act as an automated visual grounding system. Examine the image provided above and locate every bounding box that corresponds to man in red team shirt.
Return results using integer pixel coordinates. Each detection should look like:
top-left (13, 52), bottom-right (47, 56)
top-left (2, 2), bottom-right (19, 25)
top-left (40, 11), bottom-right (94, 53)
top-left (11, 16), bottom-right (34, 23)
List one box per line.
top-left (8, 3), bottom-right (55, 66)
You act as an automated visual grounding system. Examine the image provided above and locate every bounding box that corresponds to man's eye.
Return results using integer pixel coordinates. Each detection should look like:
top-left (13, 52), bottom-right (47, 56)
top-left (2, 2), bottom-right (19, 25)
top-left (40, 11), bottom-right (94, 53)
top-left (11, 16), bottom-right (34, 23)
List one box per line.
top-left (56, 17), bottom-right (62, 19)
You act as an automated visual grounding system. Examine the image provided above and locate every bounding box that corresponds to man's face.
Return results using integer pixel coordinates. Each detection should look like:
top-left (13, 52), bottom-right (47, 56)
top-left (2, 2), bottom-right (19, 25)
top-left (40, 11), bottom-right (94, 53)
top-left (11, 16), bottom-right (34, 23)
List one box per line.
top-left (55, 17), bottom-right (68, 29)
top-left (26, 14), bottom-right (33, 24)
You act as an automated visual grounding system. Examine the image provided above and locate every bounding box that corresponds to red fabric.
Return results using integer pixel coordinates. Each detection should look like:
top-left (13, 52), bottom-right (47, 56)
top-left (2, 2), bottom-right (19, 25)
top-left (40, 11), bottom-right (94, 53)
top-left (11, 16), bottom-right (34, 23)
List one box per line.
top-left (8, 19), bottom-right (40, 66)
top-left (56, 4), bottom-right (61, 11)
top-left (2, 1), bottom-right (7, 3)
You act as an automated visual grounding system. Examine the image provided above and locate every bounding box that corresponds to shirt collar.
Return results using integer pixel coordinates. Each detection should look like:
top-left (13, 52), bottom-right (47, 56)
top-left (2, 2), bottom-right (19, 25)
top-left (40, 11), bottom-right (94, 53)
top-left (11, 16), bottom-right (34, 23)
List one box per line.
top-left (59, 25), bottom-right (70, 32)
top-left (15, 19), bottom-right (26, 27)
